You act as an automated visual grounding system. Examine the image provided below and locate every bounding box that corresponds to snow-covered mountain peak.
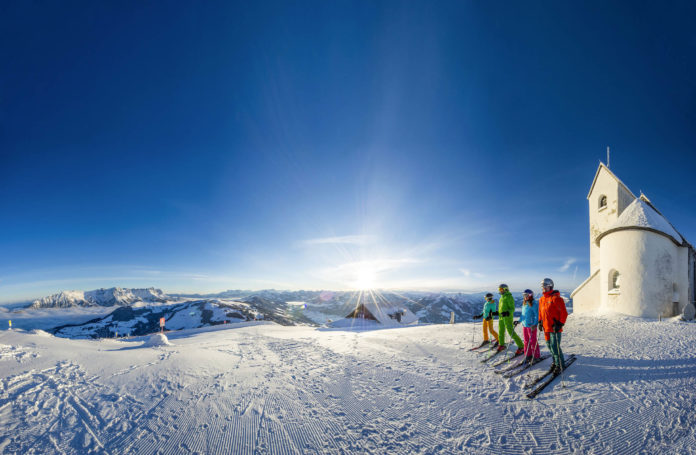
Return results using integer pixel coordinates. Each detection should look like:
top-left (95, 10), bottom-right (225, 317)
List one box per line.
top-left (30, 287), bottom-right (169, 309)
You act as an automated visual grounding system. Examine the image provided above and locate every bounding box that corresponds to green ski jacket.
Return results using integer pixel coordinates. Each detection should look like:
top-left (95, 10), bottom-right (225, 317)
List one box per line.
top-left (498, 291), bottom-right (515, 316)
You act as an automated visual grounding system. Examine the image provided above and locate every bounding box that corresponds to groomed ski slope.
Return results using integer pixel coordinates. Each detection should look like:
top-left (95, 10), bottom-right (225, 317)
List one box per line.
top-left (1, 315), bottom-right (695, 454)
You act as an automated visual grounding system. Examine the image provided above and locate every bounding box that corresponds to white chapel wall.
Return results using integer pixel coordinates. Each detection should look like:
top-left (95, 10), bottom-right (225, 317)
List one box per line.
top-left (676, 245), bottom-right (690, 314)
top-left (600, 230), bottom-right (682, 318)
top-left (589, 169), bottom-right (622, 272)
top-left (617, 183), bottom-right (635, 215)
top-left (570, 271), bottom-right (600, 314)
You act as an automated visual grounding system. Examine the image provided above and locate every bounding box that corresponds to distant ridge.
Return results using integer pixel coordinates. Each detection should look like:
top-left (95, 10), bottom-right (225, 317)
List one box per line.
top-left (30, 287), bottom-right (169, 309)
top-left (26, 287), bottom-right (569, 326)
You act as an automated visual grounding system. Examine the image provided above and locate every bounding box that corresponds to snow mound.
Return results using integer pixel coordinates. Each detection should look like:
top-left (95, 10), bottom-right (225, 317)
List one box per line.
top-left (29, 329), bottom-right (52, 337)
top-left (142, 333), bottom-right (172, 347)
top-left (604, 197), bottom-right (683, 244)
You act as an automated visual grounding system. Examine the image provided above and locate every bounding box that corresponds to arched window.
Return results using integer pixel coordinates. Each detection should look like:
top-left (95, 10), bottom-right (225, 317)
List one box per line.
top-left (609, 269), bottom-right (620, 293)
top-left (598, 195), bottom-right (608, 210)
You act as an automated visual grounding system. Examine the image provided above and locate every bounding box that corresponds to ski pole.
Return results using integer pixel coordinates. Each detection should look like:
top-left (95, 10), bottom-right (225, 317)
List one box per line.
top-left (554, 331), bottom-right (566, 388)
top-left (529, 325), bottom-right (539, 367)
top-left (472, 316), bottom-right (476, 344)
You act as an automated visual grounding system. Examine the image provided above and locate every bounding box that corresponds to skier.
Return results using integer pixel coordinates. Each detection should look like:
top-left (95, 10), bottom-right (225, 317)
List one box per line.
top-left (538, 278), bottom-right (568, 374)
top-left (496, 284), bottom-right (524, 355)
top-left (472, 293), bottom-right (499, 347)
top-left (519, 289), bottom-right (541, 363)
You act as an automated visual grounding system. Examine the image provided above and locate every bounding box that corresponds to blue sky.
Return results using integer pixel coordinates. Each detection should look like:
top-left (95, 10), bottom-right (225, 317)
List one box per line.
top-left (2, 1), bottom-right (696, 302)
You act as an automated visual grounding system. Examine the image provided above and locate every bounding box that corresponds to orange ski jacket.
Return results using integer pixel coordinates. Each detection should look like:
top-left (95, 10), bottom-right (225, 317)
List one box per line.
top-left (539, 290), bottom-right (568, 335)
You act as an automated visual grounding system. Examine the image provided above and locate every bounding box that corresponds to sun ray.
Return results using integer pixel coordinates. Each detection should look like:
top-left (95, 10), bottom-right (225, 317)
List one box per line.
top-left (384, 289), bottom-right (420, 306)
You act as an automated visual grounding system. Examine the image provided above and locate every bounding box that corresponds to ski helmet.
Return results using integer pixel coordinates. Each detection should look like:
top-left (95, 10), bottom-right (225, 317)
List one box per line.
top-left (498, 283), bottom-right (509, 292)
top-left (541, 278), bottom-right (554, 289)
top-left (523, 289), bottom-right (534, 298)
top-left (485, 293), bottom-right (493, 300)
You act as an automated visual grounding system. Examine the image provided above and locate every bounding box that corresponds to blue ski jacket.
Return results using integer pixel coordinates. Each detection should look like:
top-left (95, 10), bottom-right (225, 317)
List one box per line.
top-left (482, 300), bottom-right (497, 320)
top-left (520, 300), bottom-right (539, 328)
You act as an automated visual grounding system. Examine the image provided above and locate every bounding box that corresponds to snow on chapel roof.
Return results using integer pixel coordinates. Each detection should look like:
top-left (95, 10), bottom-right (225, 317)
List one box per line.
top-left (597, 197), bottom-right (683, 245)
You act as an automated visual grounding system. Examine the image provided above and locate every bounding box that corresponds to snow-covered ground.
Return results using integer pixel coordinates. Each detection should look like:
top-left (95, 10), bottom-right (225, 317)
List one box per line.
top-left (1, 314), bottom-right (695, 454)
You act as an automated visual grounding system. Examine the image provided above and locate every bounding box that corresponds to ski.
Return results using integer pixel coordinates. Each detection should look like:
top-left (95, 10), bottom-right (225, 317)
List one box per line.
top-left (523, 355), bottom-right (568, 389)
top-left (526, 355), bottom-right (577, 399)
top-left (524, 354), bottom-right (575, 389)
top-left (491, 350), bottom-right (523, 368)
top-left (495, 354), bottom-right (542, 374)
top-left (480, 348), bottom-right (505, 363)
top-left (468, 341), bottom-right (492, 351)
top-left (494, 357), bottom-right (526, 373)
top-left (477, 344), bottom-right (499, 354)
top-left (501, 355), bottom-right (550, 378)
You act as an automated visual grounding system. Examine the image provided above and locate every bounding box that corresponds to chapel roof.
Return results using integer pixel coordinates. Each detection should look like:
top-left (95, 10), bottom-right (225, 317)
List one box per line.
top-left (587, 162), bottom-right (636, 200)
top-left (597, 196), bottom-right (683, 246)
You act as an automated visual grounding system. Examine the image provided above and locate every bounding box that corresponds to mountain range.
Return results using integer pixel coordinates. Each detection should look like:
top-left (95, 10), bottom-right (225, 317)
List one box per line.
top-left (30, 287), bottom-right (168, 308)
top-left (24, 287), bottom-right (569, 338)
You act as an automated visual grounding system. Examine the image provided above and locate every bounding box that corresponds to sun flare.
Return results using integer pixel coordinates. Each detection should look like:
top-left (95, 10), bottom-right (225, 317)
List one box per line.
top-left (353, 267), bottom-right (377, 290)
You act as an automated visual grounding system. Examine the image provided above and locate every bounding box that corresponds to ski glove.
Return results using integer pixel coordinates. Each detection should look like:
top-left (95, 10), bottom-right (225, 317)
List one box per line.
top-left (492, 311), bottom-right (499, 316)
top-left (473, 314), bottom-right (483, 320)
top-left (552, 319), bottom-right (564, 332)
top-left (513, 320), bottom-right (520, 327)
top-left (538, 323), bottom-right (544, 332)
top-left (485, 316), bottom-right (493, 321)
top-left (501, 311), bottom-right (510, 317)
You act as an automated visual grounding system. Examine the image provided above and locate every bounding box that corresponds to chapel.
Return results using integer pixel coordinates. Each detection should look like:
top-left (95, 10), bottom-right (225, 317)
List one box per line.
top-left (571, 163), bottom-right (696, 319)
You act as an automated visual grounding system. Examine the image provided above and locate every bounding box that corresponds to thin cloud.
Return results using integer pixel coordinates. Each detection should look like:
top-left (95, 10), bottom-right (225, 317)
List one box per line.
top-left (315, 257), bottom-right (423, 288)
top-left (327, 258), bottom-right (421, 275)
top-left (460, 268), bottom-right (485, 279)
top-left (299, 235), bottom-right (375, 247)
top-left (559, 258), bottom-right (577, 272)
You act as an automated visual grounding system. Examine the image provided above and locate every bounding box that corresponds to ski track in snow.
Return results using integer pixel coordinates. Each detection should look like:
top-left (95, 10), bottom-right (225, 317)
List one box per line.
top-left (0, 315), bottom-right (695, 454)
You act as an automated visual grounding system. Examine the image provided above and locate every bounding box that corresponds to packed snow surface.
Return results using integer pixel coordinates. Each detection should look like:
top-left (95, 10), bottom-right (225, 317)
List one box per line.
top-left (607, 198), bottom-right (683, 243)
top-left (1, 315), bottom-right (695, 454)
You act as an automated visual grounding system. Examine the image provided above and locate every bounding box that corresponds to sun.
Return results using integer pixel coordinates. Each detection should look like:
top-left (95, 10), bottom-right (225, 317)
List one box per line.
top-left (353, 267), bottom-right (377, 290)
